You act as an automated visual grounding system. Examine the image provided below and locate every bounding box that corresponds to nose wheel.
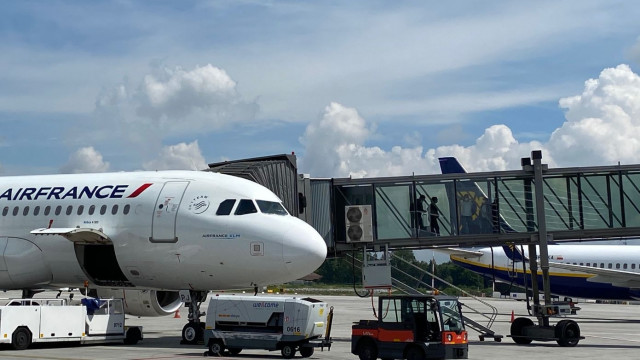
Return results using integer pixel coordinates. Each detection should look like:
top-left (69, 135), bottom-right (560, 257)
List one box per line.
top-left (180, 290), bottom-right (208, 345)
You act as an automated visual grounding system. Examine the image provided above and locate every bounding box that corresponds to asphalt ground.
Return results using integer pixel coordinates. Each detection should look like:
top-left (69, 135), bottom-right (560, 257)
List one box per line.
top-left (0, 292), bottom-right (638, 359)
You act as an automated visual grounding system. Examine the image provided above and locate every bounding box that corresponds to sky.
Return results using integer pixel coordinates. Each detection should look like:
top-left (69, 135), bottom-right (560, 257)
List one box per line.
top-left (3, 1), bottom-right (640, 179)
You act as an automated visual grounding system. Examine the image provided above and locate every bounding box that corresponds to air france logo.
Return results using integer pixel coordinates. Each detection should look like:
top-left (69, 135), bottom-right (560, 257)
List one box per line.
top-left (0, 183), bottom-right (153, 201)
top-left (188, 195), bottom-right (210, 214)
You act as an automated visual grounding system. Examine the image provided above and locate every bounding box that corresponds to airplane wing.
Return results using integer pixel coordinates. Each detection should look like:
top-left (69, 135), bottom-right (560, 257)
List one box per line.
top-left (549, 262), bottom-right (640, 289)
top-left (433, 248), bottom-right (484, 258)
top-left (31, 228), bottom-right (111, 245)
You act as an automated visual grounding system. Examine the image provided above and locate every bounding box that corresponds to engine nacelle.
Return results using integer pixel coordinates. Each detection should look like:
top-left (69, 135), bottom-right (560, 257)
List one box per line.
top-left (95, 289), bottom-right (182, 317)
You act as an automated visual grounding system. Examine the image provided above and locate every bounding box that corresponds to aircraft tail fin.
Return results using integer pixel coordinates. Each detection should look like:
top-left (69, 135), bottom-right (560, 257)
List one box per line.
top-left (438, 157), bottom-right (468, 174)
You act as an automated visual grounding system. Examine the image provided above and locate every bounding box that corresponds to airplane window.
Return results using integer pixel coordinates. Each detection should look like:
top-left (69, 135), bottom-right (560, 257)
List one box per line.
top-left (633, 264), bottom-right (636, 270)
top-left (624, 264), bottom-right (628, 269)
top-left (66, 206), bottom-right (73, 215)
top-left (44, 206), bottom-right (51, 216)
top-left (33, 206), bottom-right (40, 216)
top-left (112, 205), bottom-right (119, 215)
top-left (2, 207), bottom-right (7, 216)
top-left (579, 263), bottom-right (583, 266)
top-left (123, 204), bottom-right (130, 215)
top-left (256, 200), bottom-right (288, 215)
top-left (216, 199), bottom-right (236, 215)
top-left (55, 206), bottom-right (62, 216)
top-left (600, 263), bottom-right (604, 268)
top-left (235, 199), bottom-right (257, 215)
top-left (12, 207), bottom-right (19, 216)
top-left (89, 205), bottom-right (95, 215)
top-left (23, 206), bottom-right (29, 216)
top-left (616, 263), bottom-right (621, 269)
top-left (608, 263), bottom-right (612, 269)
top-left (100, 205), bottom-right (107, 215)
top-left (585, 263), bottom-right (590, 267)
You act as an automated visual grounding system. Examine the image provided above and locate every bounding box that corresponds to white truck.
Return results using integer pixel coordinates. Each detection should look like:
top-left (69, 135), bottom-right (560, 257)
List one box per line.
top-left (0, 297), bottom-right (142, 350)
top-left (204, 295), bottom-right (333, 358)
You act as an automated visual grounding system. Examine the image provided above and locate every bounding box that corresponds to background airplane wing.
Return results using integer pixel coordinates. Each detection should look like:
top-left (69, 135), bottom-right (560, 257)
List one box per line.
top-left (433, 248), bottom-right (484, 258)
top-left (549, 261), bottom-right (640, 288)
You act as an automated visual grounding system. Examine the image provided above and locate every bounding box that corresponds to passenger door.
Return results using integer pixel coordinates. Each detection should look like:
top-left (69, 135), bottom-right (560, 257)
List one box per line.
top-left (151, 182), bottom-right (189, 243)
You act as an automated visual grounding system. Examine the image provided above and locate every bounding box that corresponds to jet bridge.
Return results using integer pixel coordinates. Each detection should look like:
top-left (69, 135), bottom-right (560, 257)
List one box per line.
top-left (306, 151), bottom-right (640, 254)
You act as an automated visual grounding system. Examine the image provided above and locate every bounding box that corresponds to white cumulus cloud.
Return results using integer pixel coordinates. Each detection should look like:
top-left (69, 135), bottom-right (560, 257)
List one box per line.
top-left (301, 65), bottom-right (640, 177)
top-left (142, 141), bottom-right (207, 171)
top-left (59, 147), bottom-right (110, 174)
top-left (92, 63), bottom-right (258, 149)
top-left (299, 103), bottom-right (546, 177)
top-left (548, 64), bottom-right (640, 167)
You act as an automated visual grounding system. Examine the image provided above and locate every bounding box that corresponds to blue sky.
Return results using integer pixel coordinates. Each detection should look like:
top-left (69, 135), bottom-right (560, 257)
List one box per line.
top-left (3, 1), bottom-right (640, 177)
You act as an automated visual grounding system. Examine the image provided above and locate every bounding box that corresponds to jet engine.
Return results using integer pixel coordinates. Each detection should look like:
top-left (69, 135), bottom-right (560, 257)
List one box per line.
top-left (95, 289), bottom-right (182, 317)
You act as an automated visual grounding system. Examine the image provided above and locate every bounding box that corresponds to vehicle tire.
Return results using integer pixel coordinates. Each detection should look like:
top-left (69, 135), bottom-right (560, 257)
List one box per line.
top-left (555, 320), bottom-right (580, 347)
top-left (281, 344), bottom-right (297, 359)
top-left (182, 322), bottom-right (202, 345)
top-left (405, 346), bottom-right (426, 360)
top-left (357, 339), bottom-right (378, 360)
top-left (300, 346), bottom-right (314, 358)
top-left (12, 327), bottom-right (32, 350)
top-left (209, 340), bottom-right (225, 356)
top-left (510, 317), bottom-right (534, 345)
top-left (124, 327), bottom-right (142, 345)
top-left (227, 348), bottom-right (242, 355)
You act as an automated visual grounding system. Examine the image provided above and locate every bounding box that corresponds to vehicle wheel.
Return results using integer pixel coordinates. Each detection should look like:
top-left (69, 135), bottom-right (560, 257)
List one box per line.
top-left (124, 327), bottom-right (142, 345)
top-left (182, 322), bottom-right (202, 345)
top-left (281, 344), bottom-right (297, 359)
top-left (405, 346), bottom-right (426, 360)
top-left (300, 346), bottom-right (314, 358)
top-left (555, 320), bottom-right (580, 347)
top-left (12, 327), bottom-right (32, 350)
top-left (357, 339), bottom-right (378, 360)
top-left (228, 348), bottom-right (242, 355)
top-left (209, 340), bottom-right (225, 356)
top-left (510, 317), bottom-right (534, 345)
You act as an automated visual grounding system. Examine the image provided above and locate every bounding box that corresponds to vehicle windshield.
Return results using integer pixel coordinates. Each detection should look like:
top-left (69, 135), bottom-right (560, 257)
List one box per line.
top-left (438, 299), bottom-right (464, 332)
top-left (256, 200), bottom-right (288, 215)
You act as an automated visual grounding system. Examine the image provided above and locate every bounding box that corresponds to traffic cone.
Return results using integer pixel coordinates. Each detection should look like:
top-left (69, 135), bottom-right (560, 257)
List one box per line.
top-left (510, 310), bottom-right (515, 323)
top-left (174, 309), bottom-right (181, 319)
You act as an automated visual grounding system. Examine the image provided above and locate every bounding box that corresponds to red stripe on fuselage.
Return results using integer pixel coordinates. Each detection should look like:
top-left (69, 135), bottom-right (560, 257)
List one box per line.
top-left (127, 183), bottom-right (153, 198)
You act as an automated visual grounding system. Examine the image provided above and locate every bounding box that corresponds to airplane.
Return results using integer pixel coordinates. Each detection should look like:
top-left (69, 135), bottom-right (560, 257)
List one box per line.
top-left (0, 170), bottom-right (327, 343)
top-left (435, 157), bottom-right (640, 301)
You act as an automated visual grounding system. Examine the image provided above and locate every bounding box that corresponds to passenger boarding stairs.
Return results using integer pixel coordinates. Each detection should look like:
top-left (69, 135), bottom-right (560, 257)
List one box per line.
top-left (346, 253), bottom-right (502, 342)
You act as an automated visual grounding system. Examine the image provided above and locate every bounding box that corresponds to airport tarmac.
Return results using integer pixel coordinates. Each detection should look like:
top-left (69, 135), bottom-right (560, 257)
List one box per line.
top-left (0, 293), bottom-right (639, 359)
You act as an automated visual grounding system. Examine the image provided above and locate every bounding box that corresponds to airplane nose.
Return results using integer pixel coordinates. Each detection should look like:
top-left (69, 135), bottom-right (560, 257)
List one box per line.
top-left (283, 219), bottom-right (327, 278)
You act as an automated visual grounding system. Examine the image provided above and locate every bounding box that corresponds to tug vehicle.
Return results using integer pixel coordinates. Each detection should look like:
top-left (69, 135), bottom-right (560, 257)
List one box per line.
top-left (0, 297), bottom-right (142, 350)
top-left (352, 295), bottom-right (468, 360)
top-left (203, 295), bottom-right (332, 358)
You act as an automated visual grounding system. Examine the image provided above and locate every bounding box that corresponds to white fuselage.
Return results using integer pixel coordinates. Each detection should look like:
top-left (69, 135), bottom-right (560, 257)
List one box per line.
top-left (0, 170), bottom-right (327, 291)
top-left (448, 245), bottom-right (640, 300)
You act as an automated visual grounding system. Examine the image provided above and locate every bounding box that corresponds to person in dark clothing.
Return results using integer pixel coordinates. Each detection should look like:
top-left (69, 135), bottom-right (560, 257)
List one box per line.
top-left (415, 194), bottom-right (427, 230)
top-left (429, 196), bottom-right (440, 236)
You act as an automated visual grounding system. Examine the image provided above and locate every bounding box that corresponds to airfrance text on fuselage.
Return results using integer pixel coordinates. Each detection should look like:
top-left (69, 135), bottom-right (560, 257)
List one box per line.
top-left (0, 184), bottom-right (151, 201)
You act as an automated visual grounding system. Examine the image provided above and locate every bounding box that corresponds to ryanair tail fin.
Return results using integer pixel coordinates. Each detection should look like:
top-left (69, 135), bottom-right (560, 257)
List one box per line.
top-left (438, 157), bottom-right (468, 174)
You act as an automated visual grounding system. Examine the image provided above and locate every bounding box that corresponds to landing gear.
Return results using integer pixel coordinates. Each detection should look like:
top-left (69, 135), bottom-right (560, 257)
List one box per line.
top-left (180, 290), bottom-right (208, 345)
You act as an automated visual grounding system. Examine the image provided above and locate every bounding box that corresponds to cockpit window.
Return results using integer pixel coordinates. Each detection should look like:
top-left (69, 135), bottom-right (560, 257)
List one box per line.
top-left (216, 199), bottom-right (236, 216)
top-left (256, 200), bottom-right (288, 215)
top-left (234, 199), bottom-right (257, 215)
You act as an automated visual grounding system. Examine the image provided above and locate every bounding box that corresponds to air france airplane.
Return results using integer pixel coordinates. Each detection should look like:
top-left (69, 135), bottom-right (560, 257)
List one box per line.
top-left (0, 170), bottom-right (327, 343)
top-left (437, 157), bottom-right (640, 301)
